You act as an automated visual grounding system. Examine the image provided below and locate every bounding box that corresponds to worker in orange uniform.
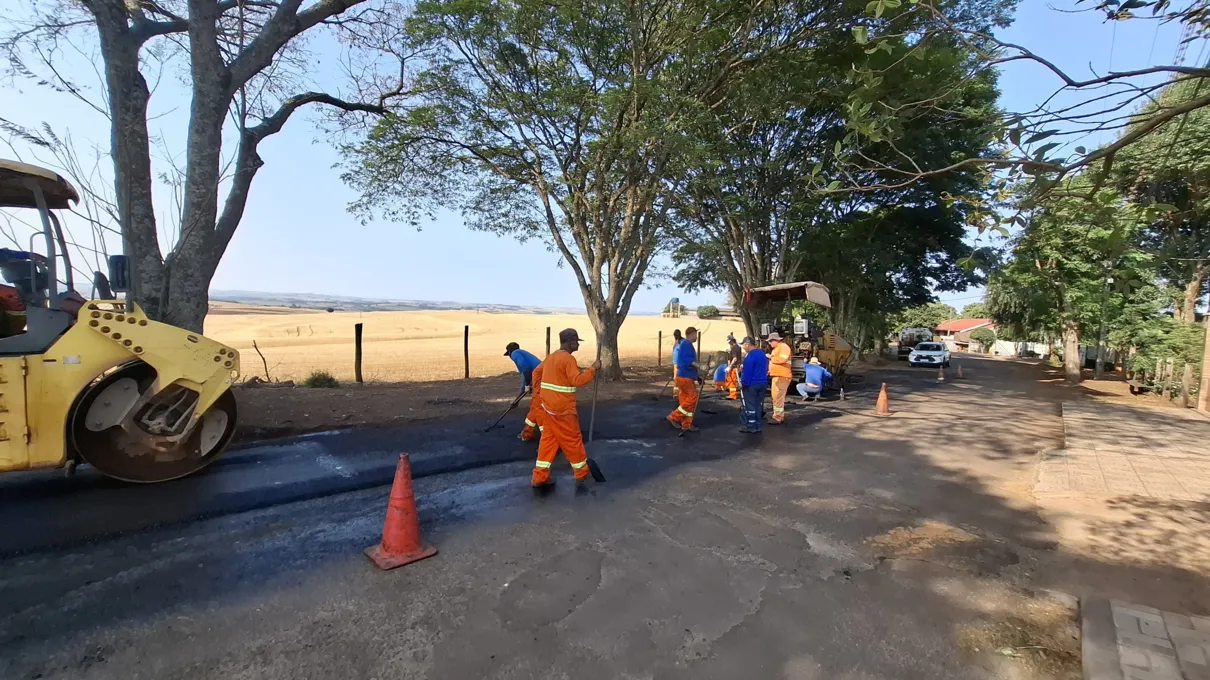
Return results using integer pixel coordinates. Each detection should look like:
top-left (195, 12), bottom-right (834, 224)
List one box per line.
top-left (532, 328), bottom-right (601, 488)
top-left (667, 326), bottom-right (700, 432)
top-left (519, 362), bottom-right (545, 441)
top-left (767, 331), bottom-right (793, 424)
top-left (724, 334), bottom-right (741, 400)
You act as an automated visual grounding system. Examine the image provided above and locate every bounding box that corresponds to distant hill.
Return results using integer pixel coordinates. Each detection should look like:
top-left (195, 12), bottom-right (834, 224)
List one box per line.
top-left (209, 289), bottom-right (591, 314)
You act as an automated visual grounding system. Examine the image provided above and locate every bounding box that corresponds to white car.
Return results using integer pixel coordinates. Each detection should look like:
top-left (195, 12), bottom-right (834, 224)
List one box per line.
top-left (908, 342), bottom-right (950, 368)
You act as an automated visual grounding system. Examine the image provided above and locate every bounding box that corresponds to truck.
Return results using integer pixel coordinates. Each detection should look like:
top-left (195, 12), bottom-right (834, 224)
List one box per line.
top-left (897, 327), bottom-right (934, 360)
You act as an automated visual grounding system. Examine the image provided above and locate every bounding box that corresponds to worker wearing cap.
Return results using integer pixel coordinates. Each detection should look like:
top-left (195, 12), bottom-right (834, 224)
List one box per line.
top-left (505, 342), bottom-right (544, 441)
top-left (667, 326), bottom-right (700, 432)
top-left (739, 336), bottom-right (768, 433)
top-left (724, 335), bottom-right (741, 400)
top-left (767, 331), bottom-right (792, 424)
top-left (532, 329), bottom-right (601, 487)
top-left (671, 328), bottom-right (683, 394)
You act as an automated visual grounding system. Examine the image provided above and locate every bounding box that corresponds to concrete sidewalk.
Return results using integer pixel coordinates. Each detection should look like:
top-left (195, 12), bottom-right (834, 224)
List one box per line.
top-left (1082, 598), bottom-right (1210, 680)
top-left (1036, 402), bottom-right (1210, 501)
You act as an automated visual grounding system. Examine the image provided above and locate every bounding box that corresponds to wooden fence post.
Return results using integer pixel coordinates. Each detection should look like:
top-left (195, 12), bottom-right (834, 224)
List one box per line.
top-left (464, 325), bottom-right (470, 379)
top-left (658, 331), bottom-right (662, 366)
top-left (545, 326), bottom-right (551, 357)
top-left (1181, 362), bottom-right (1194, 407)
top-left (697, 331), bottom-right (702, 359)
top-left (1162, 358), bottom-right (1174, 400)
top-left (354, 323), bottom-right (364, 384)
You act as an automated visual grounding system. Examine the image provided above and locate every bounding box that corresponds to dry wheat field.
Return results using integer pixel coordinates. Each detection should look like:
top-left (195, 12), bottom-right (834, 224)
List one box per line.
top-left (204, 303), bottom-right (747, 382)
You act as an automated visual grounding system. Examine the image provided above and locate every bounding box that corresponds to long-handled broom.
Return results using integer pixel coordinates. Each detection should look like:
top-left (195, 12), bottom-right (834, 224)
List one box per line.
top-left (585, 348), bottom-right (607, 482)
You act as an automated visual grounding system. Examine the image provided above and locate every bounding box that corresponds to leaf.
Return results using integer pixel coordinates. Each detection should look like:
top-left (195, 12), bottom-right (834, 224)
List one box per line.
top-left (875, 0), bottom-right (886, 18)
top-left (834, 140), bottom-right (842, 156)
top-left (826, 180), bottom-right (842, 191)
top-left (1150, 203), bottom-right (1177, 212)
top-left (1025, 129), bottom-right (1059, 144)
top-left (1032, 142), bottom-right (1060, 160)
top-left (1120, 0), bottom-right (1146, 8)
top-left (866, 0), bottom-right (880, 14)
top-left (883, 0), bottom-right (902, 6)
top-left (812, 162), bottom-right (823, 176)
top-left (1009, 126), bottom-right (1022, 146)
top-left (852, 26), bottom-right (869, 44)
top-left (1075, 146), bottom-right (1086, 154)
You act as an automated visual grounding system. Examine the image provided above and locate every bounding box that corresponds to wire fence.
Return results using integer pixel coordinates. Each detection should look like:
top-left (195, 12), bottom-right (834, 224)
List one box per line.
top-left (206, 311), bottom-right (749, 385)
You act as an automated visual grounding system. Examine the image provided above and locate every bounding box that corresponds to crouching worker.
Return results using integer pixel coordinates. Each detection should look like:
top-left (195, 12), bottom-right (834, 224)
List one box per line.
top-left (713, 363), bottom-right (728, 392)
top-left (505, 342), bottom-right (543, 441)
top-left (796, 356), bottom-right (833, 403)
top-left (532, 329), bottom-right (601, 488)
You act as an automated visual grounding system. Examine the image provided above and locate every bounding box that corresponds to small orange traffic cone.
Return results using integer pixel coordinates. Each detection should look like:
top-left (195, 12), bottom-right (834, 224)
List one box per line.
top-left (365, 453), bottom-right (437, 570)
top-left (957, 364), bottom-right (964, 379)
top-left (874, 382), bottom-right (891, 416)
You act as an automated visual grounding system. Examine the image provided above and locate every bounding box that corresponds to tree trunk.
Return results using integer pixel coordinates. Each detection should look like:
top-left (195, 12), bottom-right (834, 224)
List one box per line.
top-left (1200, 311), bottom-right (1210, 412)
top-left (1181, 362), bottom-right (1194, 408)
top-left (1162, 358), bottom-right (1174, 400)
top-left (1179, 261), bottom-right (1205, 323)
top-left (92, 11), bottom-right (165, 316)
top-left (739, 306), bottom-right (761, 342)
top-left (1062, 321), bottom-right (1082, 384)
top-left (586, 308), bottom-right (624, 380)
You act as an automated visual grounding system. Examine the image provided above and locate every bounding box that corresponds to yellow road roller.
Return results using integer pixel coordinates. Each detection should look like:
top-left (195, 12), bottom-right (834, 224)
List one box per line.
top-left (0, 159), bottom-right (239, 482)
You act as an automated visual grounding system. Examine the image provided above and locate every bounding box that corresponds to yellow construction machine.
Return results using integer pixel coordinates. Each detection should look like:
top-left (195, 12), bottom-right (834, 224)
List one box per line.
top-left (0, 159), bottom-right (239, 482)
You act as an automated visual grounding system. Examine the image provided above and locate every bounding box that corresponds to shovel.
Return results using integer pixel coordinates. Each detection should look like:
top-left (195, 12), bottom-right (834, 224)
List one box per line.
top-left (585, 349), bottom-right (607, 482)
top-left (483, 388), bottom-right (527, 433)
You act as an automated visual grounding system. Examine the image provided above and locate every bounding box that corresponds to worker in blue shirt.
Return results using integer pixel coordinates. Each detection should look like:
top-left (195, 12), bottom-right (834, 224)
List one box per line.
top-left (666, 327), bottom-right (700, 432)
top-left (739, 336), bottom-right (769, 434)
top-left (505, 342), bottom-right (541, 393)
top-left (796, 356), bottom-right (833, 402)
top-left (670, 328), bottom-right (682, 394)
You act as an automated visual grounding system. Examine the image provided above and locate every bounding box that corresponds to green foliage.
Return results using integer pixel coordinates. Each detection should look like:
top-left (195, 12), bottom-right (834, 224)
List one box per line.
top-left (1111, 78), bottom-right (1210, 320)
top-left (970, 327), bottom-right (997, 344)
top-left (961, 302), bottom-right (989, 318)
top-left (303, 370), bottom-right (340, 388)
top-left (892, 302), bottom-right (957, 330)
top-left (696, 305), bottom-right (720, 320)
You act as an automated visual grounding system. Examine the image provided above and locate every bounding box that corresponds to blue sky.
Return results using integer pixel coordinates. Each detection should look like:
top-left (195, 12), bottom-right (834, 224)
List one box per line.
top-left (0, 0), bottom-right (1193, 313)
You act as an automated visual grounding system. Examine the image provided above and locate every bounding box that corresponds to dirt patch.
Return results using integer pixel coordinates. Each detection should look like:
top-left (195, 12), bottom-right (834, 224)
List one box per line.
top-left (231, 364), bottom-right (674, 444)
top-left (864, 521), bottom-right (1021, 576)
top-left (956, 604), bottom-right (1081, 680)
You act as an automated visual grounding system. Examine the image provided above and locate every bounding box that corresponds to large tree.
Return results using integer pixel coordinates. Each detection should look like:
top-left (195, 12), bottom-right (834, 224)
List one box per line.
top-left (344, 0), bottom-right (826, 378)
top-left (670, 1), bottom-right (1002, 343)
top-left (987, 181), bottom-right (1149, 383)
top-left (1112, 77), bottom-right (1210, 323)
top-left (2, 0), bottom-right (407, 331)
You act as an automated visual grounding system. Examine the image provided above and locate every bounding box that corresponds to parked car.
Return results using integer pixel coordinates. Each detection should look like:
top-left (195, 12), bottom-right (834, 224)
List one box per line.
top-left (908, 342), bottom-right (950, 368)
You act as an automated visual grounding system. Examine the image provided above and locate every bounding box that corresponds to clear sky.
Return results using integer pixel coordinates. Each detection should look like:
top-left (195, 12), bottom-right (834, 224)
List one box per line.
top-left (0, 0), bottom-right (1195, 313)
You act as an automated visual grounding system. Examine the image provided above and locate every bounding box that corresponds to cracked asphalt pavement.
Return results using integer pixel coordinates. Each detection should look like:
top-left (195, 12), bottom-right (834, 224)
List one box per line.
top-left (6, 355), bottom-right (1202, 679)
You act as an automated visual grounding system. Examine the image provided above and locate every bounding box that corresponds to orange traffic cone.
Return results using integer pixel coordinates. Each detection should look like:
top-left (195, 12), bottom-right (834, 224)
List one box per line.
top-left (874, 382), bottom-right (891, 416)
top-left (957, 364), bottom-right (964, 379)
top-left (365, 453), bottom-right (437, 570)
top-left (937, 365), bottom-right (945, 382)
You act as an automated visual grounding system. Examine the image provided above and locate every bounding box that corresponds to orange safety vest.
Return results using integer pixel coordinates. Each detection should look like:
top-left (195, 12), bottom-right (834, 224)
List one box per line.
top-left (769, 342), bottom-right (793, 379)
top-left (538, 350), bottom-right (596, 416)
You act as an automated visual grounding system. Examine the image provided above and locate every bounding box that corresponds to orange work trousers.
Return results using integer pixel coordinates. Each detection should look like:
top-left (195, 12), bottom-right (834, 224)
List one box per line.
top-left (725, 368), bottom-right (739, 399)
top-left (771, 377), bottom-right (790, 422)
top-left (519, 395), bottom-right (544, 441)
top-left (667, 377), bottom-right (699, 430)
top-left (531, 411), bottom-right (590, 485)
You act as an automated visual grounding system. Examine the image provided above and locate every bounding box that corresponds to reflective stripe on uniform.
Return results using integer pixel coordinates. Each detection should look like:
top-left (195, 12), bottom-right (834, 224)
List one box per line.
top-left (774, 407), bottom-right (785, 413)
top-left (525, 418), bottom-right (536, 427)
top-left (541, 382), bottom-right (577, 393)
top-left (539, 426), bottom-right (544, 432)
top-left (535, 460), bottom-right (552, 469)
top-left (570, 460), bottom-right (587, 469)
top-left (677, 406), bottom-right (694, 417)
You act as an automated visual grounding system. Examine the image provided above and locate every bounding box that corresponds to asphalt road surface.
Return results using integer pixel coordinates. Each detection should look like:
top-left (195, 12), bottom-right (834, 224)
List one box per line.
top-left (1, 358), bottom-right (1105, 679)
